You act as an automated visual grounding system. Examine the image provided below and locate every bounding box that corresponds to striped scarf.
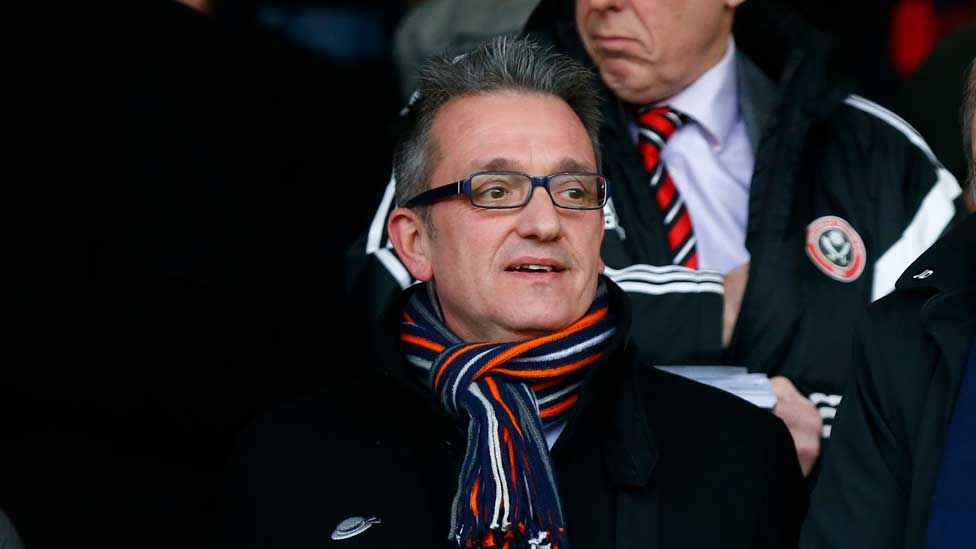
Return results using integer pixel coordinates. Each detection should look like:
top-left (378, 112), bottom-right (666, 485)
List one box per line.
top-left (400, 281), bottom-right (617, 549)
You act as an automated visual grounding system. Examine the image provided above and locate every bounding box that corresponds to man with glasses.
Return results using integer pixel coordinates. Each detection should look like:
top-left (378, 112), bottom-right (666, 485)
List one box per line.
top-left (213, 36), bottom-right (804, 549)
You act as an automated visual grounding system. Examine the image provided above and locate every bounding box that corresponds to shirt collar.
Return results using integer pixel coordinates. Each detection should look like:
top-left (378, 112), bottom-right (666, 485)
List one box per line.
top-left (666, 38), bottom-right (739, 151)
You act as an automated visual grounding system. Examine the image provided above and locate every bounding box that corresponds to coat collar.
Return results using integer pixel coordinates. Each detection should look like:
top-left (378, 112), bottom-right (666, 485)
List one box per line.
top-left (896, 213), bottom-right (975, 297)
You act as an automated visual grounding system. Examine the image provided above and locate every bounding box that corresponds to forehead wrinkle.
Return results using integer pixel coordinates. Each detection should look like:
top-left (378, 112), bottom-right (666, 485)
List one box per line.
top-left (470, 157), bottom-right (527, 173)
top-left (554, 157), bottom-right (597, 173)
top-left (465, 156), bottom-right (596, 175)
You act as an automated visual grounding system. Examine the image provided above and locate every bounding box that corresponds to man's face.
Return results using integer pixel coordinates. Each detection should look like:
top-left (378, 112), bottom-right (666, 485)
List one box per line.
top-left (576, 0), bottom-right (739, 104)
top-left (398, 92), bottom-right (604, 343)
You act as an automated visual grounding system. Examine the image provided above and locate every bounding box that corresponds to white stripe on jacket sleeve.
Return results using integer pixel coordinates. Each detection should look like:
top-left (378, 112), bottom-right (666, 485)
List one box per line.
top-left (842, 95), bottom-right (961, 302)
top-left (871, 168), bottom-right (960, 301)
top-left (604, 264), bottom-right (725, 296)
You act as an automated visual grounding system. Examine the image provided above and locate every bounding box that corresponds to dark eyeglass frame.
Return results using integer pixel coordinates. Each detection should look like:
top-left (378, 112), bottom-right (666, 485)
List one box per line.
top-left (402, 171), bottom-right (612, 210)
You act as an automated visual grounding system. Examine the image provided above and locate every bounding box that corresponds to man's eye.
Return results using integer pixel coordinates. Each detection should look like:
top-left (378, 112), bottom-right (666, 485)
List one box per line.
top-left (559, 187), bottom-right (586, 201)
top-left (479, 186), bottom-right (509, 200)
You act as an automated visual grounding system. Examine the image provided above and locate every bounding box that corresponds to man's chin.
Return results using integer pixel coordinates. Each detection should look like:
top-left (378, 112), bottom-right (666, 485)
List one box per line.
top-left (596, 59), bottom-right (640, 87)
top-left (598, 64), bottom-right (667, 105)
top-left (501, 308), bottom-right (582, 340)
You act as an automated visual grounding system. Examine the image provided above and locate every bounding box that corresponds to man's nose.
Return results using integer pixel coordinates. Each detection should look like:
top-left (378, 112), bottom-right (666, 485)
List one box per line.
top-left (585, 0), bottom-right (624, 12)
top-left (515, 187), bottom-right (562, 241)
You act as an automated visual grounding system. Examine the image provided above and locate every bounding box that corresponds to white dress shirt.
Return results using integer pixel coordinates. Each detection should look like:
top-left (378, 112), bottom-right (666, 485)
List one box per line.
top-left (635, 38), bottom-right (754, 274)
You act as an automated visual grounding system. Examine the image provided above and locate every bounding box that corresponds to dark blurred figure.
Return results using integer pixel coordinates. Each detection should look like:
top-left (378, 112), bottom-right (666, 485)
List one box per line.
top-left (776, 0), bottom-right (975, 108)
top-left (897, 23), bottom-right (976, 185)
top-left (777, 0), bottom-right (975, 183)
top-left (392, 0), bottom-right (540, 100)
top-left (776, 0), bottom-right (902, 107)
top-left (6, 0), bottom-right (399, 547)
top-left (887, 0), bottom-right (974, 79)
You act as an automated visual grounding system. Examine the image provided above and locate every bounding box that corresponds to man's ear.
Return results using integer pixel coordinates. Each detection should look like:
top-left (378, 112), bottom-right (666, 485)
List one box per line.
top-left (725, 0), bottom-right (746, 8)
top-left (388, 207), bottom-right (434, 281)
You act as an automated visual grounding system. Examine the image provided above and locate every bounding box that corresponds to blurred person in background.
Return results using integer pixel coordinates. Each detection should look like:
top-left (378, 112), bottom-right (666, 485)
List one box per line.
top-left (392, 0), bottom-right (540, 100)
top-left (897, 21), bottom-right (976, 189)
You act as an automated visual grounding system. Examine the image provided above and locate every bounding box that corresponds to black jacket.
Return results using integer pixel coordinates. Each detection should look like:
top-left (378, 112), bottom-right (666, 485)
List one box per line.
top-left (799, 214), bottom-right (976, 549)
top-left (213, 280), bottom-right (806, 548)
top-left (346, 0), bottom-right (965, 432)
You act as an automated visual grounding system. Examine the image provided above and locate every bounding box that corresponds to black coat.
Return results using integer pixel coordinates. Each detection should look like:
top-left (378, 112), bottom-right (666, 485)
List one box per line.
top-left (213, 281), bottom-right (806, 548)
top-left (799, 214), bottom-right (976, 549)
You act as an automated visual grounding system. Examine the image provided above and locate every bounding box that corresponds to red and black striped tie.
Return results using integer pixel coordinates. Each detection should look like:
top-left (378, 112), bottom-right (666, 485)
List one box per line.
top-left (637, 106), bottom-right (698, 269)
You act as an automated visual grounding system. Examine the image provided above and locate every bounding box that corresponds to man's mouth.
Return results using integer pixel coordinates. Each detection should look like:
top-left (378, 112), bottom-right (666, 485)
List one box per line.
top-left (592, 33), bottom-right (633, 42)
top-left (588, 34), bottom-right (637, 55)
top-left (506, 263), bottom-right (566, 273)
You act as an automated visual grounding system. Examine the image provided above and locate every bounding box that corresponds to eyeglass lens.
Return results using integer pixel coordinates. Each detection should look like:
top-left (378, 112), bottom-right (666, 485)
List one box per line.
top-left (469, 173), bottom-right (605, 209)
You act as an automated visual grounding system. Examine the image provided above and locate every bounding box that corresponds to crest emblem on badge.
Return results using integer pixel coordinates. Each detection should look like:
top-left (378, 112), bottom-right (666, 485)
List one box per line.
top-left (805, 216), bottom-right (865, 282)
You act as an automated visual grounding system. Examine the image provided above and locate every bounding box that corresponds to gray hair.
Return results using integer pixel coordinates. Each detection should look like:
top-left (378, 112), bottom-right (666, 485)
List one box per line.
top-left (963, 57), bottom-right (976, 205)
top-left (392, 35), bottom-right (603, 212)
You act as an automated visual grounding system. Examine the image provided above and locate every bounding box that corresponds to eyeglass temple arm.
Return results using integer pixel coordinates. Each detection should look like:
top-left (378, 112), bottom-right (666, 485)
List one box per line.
top-left (402, 180), bottom-right (464, 208)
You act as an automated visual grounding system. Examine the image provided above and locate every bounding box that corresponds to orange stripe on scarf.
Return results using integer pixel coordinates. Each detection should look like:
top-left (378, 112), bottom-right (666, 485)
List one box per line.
top-left (485, 377), bottom-right (524, 439)
top-left (540, 394), bottom-right (579, 419)
top-left (472, 307), bottom-right (608, 380)
top-left (492, 352), bottom-right (602, 379)
top-left (399, 334), bottom-right (445, 353)
top-left (433, 342), bottom-right (493, 391)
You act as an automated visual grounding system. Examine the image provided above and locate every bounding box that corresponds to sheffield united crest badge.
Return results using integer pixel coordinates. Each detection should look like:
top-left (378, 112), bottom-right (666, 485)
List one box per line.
top-left (805, 216), bottom-right (866, 282)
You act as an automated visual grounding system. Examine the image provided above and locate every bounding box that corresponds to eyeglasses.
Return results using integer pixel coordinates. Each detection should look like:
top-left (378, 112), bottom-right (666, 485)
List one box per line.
top-left (403, 171), bottom-right (611, 210)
